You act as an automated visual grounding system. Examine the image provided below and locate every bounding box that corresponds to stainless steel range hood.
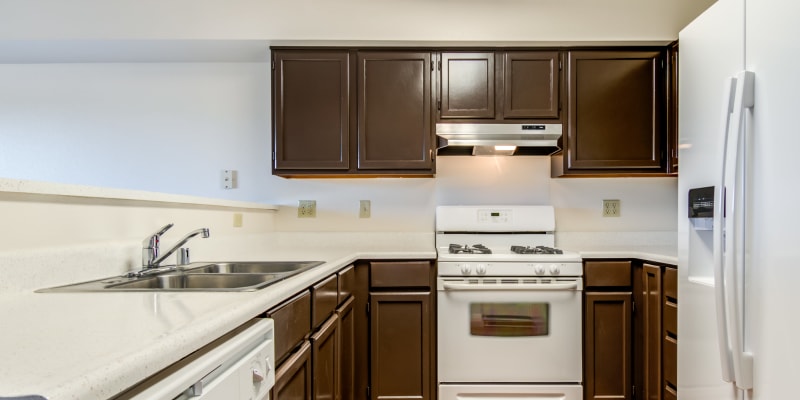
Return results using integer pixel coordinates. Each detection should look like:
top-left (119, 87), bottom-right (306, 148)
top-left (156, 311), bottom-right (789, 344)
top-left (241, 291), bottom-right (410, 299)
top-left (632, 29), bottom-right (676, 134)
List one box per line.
top-left (435, 123), bottom-right (562, 156)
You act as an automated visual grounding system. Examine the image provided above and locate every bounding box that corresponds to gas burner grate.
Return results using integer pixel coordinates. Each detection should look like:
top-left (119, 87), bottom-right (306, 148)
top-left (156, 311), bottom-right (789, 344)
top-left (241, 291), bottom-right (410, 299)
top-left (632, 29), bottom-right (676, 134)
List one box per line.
top-left (510, 245), bottom-right (564, 255)
top-left (449, 244), bottom-right (492, 254)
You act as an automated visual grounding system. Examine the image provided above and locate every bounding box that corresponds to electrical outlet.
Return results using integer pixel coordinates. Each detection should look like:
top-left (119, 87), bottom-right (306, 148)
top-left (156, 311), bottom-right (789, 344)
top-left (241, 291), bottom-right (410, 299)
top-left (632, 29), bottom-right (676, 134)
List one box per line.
top-left (298, 200), bottom-right (316, 218)
top-left (359, 200), bottom-right (371, 218)
top-left (233, 212), bottom-right (243, 227)
top-left (603, 199), bottom-right (621, 217)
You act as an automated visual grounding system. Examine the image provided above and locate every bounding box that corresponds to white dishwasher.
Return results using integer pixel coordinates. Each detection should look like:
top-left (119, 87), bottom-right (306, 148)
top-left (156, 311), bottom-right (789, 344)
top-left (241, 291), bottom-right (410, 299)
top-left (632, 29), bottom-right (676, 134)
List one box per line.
top-left (118, 318), bottom-right (275, 400)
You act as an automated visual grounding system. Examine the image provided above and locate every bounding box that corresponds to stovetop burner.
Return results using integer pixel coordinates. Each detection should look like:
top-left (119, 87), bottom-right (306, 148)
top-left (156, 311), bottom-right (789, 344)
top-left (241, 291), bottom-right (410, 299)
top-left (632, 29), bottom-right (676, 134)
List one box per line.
top-left (449, 244), bottom-right (492, 254)
top-left (510, 245), bottom-right (564, 255)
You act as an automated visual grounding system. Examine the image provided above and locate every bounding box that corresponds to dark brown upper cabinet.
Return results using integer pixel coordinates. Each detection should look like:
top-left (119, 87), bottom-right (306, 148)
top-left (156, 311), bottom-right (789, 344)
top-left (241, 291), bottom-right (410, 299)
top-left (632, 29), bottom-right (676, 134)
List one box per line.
top-left (273, 50), bottom-right (350, 171)
top-left (439, 52), bottom-right (496, 119)
top-left (503, 51), bottom-right (560, 119)
top-left (272, 49), bottom-right (434, 177)
top-left (557, 49), bottom-right (668, 176)
top-left (357, 51), bottom-right (433, 171)
top-left (438, 51), bottom-right (560, 122)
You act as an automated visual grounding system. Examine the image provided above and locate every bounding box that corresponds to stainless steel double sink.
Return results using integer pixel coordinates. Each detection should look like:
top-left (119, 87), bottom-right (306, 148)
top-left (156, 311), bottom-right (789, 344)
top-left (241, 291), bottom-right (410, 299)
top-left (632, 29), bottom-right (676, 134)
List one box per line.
top-left (37, 261), bottom-right (325, 292)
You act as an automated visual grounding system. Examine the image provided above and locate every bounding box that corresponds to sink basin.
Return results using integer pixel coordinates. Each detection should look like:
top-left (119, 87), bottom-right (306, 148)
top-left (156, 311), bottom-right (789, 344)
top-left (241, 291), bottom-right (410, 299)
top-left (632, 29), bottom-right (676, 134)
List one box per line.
top-left (36, 260), bottom-right (325, 292)
top-left (184, 261), bottom-right (324, 275)
top-left (107, 273), bottom-right (281, 291)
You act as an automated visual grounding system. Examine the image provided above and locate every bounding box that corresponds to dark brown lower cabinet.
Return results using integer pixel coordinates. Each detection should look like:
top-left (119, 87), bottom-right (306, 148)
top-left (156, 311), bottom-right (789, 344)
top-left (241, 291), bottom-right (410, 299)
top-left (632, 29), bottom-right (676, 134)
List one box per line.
top-left (337, 296), bottom-right (355, 400)
top-left (273, 341), bottom-right (313, 400)
top-left (662, 267), bottom-right (678, 400)
top-left (584, 292), bottom-right (633, 400)
top-left (635, 264), bottom-right (662, 400)
top-left (311, 314), bottom-right (339, 400)
top-left (369, 291), bottom-right (432, 400)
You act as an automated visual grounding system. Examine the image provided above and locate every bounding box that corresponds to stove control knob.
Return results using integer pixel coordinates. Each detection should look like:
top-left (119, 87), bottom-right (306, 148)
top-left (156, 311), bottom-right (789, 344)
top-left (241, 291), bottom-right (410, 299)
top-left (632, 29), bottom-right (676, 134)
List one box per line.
top-left (476, 263), bottom-right (487, 275)
top-left (460, 263), bottom-right (472, 275)
top-left (534, 264), bottom-right (545, 275)
top-left (549, 264), bottom-right (561, 275)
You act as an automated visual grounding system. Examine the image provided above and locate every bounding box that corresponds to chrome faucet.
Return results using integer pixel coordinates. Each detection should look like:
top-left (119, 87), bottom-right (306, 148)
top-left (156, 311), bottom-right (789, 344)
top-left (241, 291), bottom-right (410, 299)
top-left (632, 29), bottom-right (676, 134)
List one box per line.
top-left (135, 224), bottom-right (210, 277)
top-left (151, 227), bottom-right (210, 267)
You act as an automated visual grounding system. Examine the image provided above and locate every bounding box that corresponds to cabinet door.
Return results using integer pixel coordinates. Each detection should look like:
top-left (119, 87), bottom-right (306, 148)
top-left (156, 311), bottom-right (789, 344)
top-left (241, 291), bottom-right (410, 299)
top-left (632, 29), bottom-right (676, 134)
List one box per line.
top-left (370, 292), bottom-right (432, 400)
top-left (641, 264), bottom-right (663, 400)
top-left (585, 292), bottom-right (632, 400)
top-left (311, 314), bottom-right (339, 400)
top-left (357, 51), bottom-right (433, 170)
top-left (273, 50), bottom-right (350, 171)
top-left (566, 50), bottom-right (665, 171)
top-left (272, 341), bottom-right (313, 400)
top-left (503, 51), bottom-right (560, 119)
top-left (662, 267), bottom-right (678, 399)
top-left (440, 52), bottom-right (495, 119)
top-left (337, 296), bottom-right (355, 400)
top-left (667, 43), bottom-right (679, 174)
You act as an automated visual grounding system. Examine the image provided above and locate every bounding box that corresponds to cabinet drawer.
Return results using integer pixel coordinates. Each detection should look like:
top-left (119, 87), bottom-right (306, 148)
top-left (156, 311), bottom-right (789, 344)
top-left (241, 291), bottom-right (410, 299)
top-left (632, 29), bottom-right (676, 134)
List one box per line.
top-left (584, 261), bottom-right (632, 288)
top-left (312, 274), bottom-right (338, 328)
top-left (338, 264), bottom-right (356, 305)
top-left (370, 261), bottom-right (432, 289)
top-left (664, 386), bottom-right (677, 400)
top-left (266, 290), bottom-right (311, 364)
top-left (663, 335), bottom-right (678, 386)
top-left (664, 266), bottom-right (678, 299)
top-left (664, 301), bottom-right (677, 335)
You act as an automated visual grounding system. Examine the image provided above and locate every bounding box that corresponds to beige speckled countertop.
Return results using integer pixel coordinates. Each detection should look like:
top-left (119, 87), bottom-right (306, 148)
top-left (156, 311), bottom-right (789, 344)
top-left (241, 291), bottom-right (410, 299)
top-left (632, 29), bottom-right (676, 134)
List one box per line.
top-left (0, 230), bottom-right (679, 399)
top-left (0, 238), bottom-right (435, 400)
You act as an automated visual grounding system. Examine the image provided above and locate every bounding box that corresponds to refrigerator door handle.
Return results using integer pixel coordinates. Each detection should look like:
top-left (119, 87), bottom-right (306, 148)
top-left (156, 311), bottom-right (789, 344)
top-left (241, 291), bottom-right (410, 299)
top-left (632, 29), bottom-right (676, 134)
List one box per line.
top-left (714, 77), bottom-right (737, 384)
top-left (722, 70), bottom-right (755, 390)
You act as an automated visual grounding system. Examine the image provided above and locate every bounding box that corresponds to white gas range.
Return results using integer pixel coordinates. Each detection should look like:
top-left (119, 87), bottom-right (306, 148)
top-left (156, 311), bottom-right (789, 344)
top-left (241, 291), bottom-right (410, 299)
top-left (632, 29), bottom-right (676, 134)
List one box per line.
top-left (436, 205), bottom-right (583, 400)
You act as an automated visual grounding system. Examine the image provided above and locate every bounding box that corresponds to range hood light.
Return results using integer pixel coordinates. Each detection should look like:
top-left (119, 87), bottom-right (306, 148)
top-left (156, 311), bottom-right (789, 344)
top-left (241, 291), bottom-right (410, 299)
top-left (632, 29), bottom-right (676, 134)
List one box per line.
top-left (495, 145), bottom-right (517, 151)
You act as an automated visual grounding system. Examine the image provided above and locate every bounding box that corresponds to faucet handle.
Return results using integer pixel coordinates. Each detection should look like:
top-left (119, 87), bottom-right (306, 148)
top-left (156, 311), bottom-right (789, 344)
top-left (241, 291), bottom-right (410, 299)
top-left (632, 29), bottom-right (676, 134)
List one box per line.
top-left (153, 223), bottom-right (174, 238)
top-left (142, 223), bottom-right (174, 267)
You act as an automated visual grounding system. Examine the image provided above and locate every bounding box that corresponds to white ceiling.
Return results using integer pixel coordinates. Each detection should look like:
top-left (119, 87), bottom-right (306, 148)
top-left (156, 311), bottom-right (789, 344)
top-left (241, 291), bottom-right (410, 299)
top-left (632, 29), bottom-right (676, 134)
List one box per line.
top-left (0, 0), bottom-right (717, 42)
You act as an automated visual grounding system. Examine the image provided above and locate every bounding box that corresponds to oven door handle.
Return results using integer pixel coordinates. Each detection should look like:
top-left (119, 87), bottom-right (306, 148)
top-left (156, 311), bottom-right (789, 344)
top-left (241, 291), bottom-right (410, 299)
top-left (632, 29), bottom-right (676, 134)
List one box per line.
top-left (442, 281), bottom-right (579, 291)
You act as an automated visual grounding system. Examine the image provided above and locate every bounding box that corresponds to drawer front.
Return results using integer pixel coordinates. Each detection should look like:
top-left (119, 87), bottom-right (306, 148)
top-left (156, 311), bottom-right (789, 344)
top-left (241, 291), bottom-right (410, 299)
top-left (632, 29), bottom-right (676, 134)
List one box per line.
top-left (663, 266), bottom-right (678, 299)
top-left (338, 264), bottom-right (356, 305)
top-left (312, 274), bottom-right (339, 328)
top-left (370, 261), bottom-right (432, 289)
top-left (584, 261), bottom-right (632, 288)
top-left (266, 290), bottom-right (312, 364)
top-left (664, 301), bottom-right (677, 335)
top-left (663, 335), bottom-right (678, 387)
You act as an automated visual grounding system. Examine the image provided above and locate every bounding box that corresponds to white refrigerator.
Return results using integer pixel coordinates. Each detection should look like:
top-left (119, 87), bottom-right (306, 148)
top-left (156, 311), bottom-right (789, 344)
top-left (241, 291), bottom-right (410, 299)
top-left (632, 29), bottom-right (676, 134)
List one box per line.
top-left (678, 0), bottom-right (800, 399)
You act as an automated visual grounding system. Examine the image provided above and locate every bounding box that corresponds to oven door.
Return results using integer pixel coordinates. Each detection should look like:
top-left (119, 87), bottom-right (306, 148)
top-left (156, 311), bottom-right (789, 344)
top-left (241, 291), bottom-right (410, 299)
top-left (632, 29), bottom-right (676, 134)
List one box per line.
top-left (437, 277), bottom-right (583, 383)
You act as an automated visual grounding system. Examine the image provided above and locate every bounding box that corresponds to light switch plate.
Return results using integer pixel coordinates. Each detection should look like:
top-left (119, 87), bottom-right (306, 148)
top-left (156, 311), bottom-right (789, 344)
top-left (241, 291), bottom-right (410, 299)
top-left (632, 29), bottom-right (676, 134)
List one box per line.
top-left (359, 200), bottom-right (371, 218)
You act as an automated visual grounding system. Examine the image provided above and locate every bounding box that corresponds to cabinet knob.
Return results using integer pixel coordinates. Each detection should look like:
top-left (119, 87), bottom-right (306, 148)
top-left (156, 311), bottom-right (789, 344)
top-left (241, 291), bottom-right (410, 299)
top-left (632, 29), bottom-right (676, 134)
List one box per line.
top-left (252, 368), bottom-right (265, 383)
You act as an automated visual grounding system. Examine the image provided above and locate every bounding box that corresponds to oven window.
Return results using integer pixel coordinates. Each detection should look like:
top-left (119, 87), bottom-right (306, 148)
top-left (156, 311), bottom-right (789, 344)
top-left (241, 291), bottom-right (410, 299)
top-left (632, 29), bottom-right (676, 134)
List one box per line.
top-left (470, 303), bottom-right (549, 337)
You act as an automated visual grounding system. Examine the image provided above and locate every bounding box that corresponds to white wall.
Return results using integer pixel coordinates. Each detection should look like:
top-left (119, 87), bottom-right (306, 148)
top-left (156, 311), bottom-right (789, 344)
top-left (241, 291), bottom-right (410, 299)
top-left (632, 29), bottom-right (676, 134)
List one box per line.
top-left (0, 62), bottom-right (272, 201)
